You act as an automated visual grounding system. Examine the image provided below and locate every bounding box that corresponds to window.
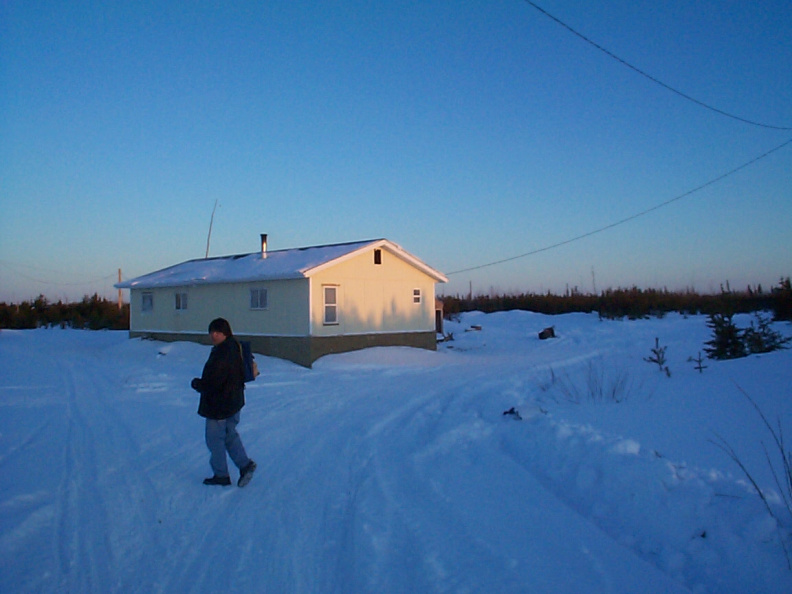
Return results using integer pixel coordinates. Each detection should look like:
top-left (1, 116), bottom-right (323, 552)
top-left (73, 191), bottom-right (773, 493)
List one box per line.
top-left (374, 249), bottom-right (382, 265)
top-left (142, 292), bottom-right (154, 313)
top-left (413, 288), bottom-right (422, 304)
top-left (323, 286), bottom-right (338, 325)
top-left (175, 292), bottom-right (188, 310)
top-left (250, 288), bottom-right (268, 310)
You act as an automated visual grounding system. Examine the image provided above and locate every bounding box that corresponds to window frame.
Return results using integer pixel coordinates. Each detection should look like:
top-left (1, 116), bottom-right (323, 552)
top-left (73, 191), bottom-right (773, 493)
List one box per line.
top-left (250, 287), bottom-right (269, 310)
top-left (175, 292), bottom-right (188, 311)
top-left (413, 288), bottom-right (422, 304)
top-left (141, 292), bottom-right (154, 313)
top-left (323, 285), bottom-right (339, 325)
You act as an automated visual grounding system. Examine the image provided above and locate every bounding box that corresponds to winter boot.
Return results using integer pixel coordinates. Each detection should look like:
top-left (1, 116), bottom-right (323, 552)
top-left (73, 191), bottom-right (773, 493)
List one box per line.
top-left (203, 475), bottom-right (232, 486)
top-left (238, 460), bottom-right (257, 488)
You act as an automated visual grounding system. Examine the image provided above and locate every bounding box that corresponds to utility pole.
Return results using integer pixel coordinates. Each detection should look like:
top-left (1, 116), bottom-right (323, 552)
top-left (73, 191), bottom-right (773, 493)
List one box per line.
top-left (118, 268), bottom-right (123, 310)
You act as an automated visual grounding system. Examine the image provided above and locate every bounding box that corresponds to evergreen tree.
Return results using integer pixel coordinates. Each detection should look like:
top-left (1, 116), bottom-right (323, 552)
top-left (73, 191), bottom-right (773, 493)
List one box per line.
top-left (744, 312), bottom-right (791, 354)
top-left (772, 277), bottom-right (792, 321)
top-left (704, 313), bottom-right (745, 360)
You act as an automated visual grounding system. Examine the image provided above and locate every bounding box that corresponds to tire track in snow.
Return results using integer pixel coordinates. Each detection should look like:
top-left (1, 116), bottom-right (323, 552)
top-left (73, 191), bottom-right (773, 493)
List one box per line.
top-left (0, 417), bottom-right (54, 469)
top-left (55, 361), bottom-right (113, 591)
top-left (319, 371), bottom-right (478, 592)
top-left (272, 365), bottom-right (499, 592)
top-left (358, 378), bottom-right (531, 592)
top-left (52, 342), bottom-right (175, 592)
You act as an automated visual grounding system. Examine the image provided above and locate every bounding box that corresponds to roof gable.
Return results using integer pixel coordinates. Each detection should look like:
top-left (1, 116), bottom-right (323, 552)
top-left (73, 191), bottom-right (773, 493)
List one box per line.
top-left (116, 239), bottom-right (447, 290)
top-left (301, 239), bottom-right (447, 282)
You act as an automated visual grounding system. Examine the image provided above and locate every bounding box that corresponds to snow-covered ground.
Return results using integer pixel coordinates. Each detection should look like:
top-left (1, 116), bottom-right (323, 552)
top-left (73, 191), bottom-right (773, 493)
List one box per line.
top-left (1, 311), bottom-right (791, 593)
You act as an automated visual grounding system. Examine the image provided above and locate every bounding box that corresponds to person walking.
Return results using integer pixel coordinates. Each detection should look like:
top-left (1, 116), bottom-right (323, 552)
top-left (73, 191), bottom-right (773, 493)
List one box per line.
top-left (191, 318), bottom-right (256, 487)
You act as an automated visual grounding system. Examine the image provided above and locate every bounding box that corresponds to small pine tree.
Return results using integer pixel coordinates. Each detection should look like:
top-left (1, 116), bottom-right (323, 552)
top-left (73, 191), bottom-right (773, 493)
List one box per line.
top-left (644, 337), bottom-right (670, 375)
top-left (704, 313), bottom-right (745, 360)
top-left (744, 312), bottom-right (791, 354)
top-left (687, 352), bottom-right (707, 373)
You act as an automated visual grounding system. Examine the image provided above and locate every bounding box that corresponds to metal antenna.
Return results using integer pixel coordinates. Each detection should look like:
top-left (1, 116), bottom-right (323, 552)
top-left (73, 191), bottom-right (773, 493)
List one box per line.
top-left (205, 199), bottom-right (218, 258)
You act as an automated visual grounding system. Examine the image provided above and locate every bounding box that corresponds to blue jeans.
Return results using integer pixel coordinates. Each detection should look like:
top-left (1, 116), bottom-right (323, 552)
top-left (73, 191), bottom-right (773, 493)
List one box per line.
top-left (205, 412), bottom-right (251, 478)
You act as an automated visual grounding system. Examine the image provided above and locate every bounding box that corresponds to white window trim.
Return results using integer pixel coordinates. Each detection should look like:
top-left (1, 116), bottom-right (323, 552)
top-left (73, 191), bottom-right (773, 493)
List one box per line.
top-left (323, 285), bottom-right (339, 325)
top-left (250, 287), bottom-right (268, 310)
top-left (175, 292), bottom-right (188, 311)
top-left (141, 292), bottom-right (154, 313)
top-left (413, 288), bottom-right (422, 304)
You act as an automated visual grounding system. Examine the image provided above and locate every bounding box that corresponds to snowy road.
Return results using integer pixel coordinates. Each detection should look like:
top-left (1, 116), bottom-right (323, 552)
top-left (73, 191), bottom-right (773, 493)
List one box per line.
top-left (2, 313), bottom-right (791, 592)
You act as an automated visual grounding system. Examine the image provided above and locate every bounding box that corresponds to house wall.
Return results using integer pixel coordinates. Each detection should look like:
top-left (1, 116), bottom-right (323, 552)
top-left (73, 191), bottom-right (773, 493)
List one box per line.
top-left (125, 244), bottom-right (441, 367)
top-left (309, 246), bottom-right (437, 337)
top-left (128, 278), bottom-right (310, 337)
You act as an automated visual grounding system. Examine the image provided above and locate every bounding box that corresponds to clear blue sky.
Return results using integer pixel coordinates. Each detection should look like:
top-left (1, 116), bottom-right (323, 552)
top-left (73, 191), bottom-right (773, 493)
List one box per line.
top-left (1, 1), bottom-right (790, 303)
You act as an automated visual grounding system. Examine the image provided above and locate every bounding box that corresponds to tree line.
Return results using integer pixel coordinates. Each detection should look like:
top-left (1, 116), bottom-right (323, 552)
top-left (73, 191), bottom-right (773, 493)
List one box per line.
top-left (0, 294), bottom-right (130, 330)
top-left (441, 278), bottom-right (792, 322)
top-left (2, 279), bottom-right (790, 331)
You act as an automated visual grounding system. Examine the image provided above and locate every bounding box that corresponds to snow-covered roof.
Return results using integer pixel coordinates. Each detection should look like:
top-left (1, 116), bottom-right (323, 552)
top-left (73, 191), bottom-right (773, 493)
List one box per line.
top-left (116, 239), bottom-right (447, 290)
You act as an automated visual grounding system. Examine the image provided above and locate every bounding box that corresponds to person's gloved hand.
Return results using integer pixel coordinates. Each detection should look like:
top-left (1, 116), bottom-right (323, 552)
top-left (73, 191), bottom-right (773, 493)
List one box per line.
top-left (191, 378), bottom-right (202, 391)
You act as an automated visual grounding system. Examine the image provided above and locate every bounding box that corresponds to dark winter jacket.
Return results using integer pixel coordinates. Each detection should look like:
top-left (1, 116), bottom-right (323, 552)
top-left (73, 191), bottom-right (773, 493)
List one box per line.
top-left (192, 336), bottom-right (245, 420)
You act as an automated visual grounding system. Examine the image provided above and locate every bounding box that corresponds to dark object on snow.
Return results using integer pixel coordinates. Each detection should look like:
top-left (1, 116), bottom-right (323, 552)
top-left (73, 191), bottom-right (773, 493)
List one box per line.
top-left (538, 326), bottom-right (556, 340)
top-left (503, 407), bottom-right (522, 420)
top-left (203, 475), bottom-right (232, 486)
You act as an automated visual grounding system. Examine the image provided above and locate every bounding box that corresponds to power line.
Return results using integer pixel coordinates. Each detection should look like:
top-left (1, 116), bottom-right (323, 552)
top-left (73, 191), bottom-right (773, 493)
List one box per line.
top-left (0, 260), bottom-right (117, 287)
top-left (522, 0), bottom-right (792, 131)
top-left (447, 136), bottom-right (792, 276)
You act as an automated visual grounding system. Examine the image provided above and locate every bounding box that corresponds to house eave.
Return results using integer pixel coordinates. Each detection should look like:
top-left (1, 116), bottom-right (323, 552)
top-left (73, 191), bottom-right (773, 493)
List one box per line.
top-left (116, 238), bottom-right (448, 290)
top-left (116, 273), bottom-right (306, 291)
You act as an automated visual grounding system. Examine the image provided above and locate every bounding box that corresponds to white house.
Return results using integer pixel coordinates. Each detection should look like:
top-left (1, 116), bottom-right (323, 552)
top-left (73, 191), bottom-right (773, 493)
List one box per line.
top-left (116, 236), bottom-right (448, 367)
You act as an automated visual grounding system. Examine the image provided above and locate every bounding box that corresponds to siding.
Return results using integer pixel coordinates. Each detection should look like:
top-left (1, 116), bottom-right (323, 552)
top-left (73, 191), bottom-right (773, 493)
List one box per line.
top-left (309, 246), bottom-right (435, 337)
top-left (129, 279), bottom-right (311, 337)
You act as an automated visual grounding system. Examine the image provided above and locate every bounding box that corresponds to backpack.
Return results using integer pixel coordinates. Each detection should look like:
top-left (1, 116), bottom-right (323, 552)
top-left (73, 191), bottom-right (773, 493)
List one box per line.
top-left (239, 341), bottom-right (260, 383)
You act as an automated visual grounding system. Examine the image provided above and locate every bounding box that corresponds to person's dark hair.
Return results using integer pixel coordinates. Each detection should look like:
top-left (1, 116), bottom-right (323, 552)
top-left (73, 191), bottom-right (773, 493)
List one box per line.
top-left (208, 318), bottom-right (233, 337)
